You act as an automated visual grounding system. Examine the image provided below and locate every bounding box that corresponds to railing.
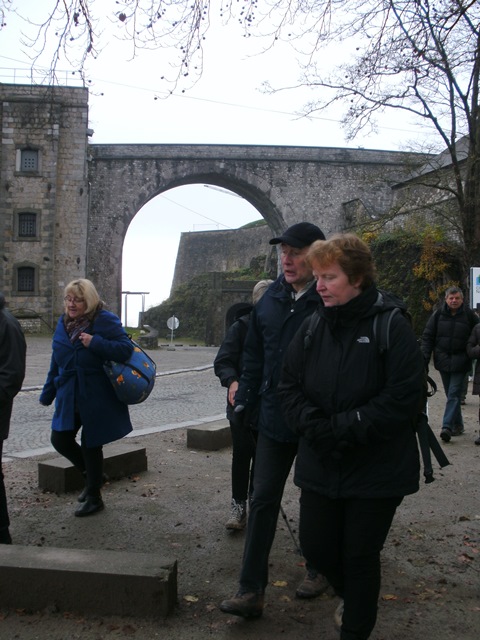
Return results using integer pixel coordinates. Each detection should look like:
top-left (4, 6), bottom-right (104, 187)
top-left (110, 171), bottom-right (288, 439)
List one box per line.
top-left (0, 67), bottom-right (85, 87)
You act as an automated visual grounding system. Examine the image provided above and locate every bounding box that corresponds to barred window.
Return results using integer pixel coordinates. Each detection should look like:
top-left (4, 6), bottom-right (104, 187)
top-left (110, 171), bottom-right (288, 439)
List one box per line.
top-left (18, 212), bottom-right (37, 238)
top-left (17, 266), bottom-right (35, 292)
top-left (20, 149), bottom-right (39, 172)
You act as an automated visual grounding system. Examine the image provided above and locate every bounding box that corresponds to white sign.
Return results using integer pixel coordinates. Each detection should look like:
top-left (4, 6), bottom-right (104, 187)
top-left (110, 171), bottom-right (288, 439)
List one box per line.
top-left (470, 267), bottom-right (480, 311)
top-left (167, 316), bottom-right (180, 330)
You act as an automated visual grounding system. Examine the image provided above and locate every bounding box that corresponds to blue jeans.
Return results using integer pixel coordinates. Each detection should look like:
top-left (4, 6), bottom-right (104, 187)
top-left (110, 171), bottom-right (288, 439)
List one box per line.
top-left (238, 433), bottom-right (297, 593)
top-left (299, 490), bottom-right (402, 640)
top-left (439, 371), bottom-right (465, 431)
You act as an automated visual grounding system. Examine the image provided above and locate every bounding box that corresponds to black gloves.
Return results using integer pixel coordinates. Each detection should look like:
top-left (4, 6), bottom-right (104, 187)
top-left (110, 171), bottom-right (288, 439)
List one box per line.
top-left (303, 418), bottom-right (338, 457)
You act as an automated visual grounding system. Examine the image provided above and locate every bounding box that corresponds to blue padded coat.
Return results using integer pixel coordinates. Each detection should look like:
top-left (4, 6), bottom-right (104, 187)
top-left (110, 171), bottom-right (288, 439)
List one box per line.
top-left (40, 310), bottom-right (133, 448)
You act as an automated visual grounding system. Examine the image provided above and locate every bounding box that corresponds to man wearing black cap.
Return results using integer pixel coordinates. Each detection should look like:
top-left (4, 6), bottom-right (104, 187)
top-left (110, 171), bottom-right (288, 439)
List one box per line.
top-left (0, 293), bottom-right (26, 544)
top-left (220, 221), bottom-right (328, 618)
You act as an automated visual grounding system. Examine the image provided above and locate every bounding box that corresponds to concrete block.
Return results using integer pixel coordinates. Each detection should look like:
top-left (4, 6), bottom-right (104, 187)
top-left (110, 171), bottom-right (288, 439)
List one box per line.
top-left (38, 443), bottom-right (148, 493)
top-left (186, 420), bottom-right (232, 451)
top-left (0, 545), bottom-right (177, 617)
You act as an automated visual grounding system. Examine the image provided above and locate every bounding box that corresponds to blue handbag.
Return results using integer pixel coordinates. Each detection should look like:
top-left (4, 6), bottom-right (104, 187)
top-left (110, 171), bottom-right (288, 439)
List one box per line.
top-left (103, 339), bottom-right (156, 404)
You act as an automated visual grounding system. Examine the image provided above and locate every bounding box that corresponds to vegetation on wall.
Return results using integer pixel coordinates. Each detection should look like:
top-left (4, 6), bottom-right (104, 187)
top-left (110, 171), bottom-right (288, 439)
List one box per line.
top-left (364, 226), bottom-right (462, 335)
top-left (144, 259), bottom-right (271, 341)
top-left (144, 274), bottom-right (213, 342)
top-left (145, 227), bottom-right (462, 342)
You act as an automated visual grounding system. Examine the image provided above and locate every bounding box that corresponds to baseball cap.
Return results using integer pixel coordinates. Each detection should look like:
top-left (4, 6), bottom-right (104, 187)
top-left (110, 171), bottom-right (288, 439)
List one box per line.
top-left (269, 222), bottom-right (325, 248)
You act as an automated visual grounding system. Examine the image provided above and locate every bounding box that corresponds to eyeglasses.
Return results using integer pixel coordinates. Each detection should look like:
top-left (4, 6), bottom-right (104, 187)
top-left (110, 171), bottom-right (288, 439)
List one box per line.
top-left (64, 296), bottom-right (85, 304)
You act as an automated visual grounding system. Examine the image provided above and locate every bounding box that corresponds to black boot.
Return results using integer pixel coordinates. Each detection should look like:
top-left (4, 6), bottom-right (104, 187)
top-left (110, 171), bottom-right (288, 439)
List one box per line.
top-left (75, 495), bottom-right (104, 517)
top-left (78, 473), bottom-right (109, 502)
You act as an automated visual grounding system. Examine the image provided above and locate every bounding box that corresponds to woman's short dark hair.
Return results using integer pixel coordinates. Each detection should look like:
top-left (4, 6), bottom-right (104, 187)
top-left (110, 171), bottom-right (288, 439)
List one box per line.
top-left (306, 233), bottom-right (376, 289)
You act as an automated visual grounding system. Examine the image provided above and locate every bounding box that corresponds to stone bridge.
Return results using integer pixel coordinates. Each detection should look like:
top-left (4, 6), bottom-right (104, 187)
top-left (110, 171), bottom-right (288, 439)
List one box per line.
top-left (87, 143), bottom-right (417, 319)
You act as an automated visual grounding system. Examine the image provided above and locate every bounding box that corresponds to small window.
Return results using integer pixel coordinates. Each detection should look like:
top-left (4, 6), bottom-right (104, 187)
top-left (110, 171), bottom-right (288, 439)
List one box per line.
top-left (17, 266), bottom-right (35, 292)
top-left (20, 149), bottom-right (39, 172)
top-left (18, 212), bottom-right (37, 238)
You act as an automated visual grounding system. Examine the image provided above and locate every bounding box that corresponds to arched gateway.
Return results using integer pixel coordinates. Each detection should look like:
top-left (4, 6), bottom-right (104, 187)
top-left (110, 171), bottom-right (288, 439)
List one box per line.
top-left (0, 84), bottom-right (422, 332)
top-left (88, 143), bottom-right (417, 318)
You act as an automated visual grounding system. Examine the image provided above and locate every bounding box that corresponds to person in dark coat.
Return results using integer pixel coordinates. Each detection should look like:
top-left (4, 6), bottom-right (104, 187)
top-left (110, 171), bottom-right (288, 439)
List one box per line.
top-left (421, 286), bottom-right (478, 442)
top-left (0, 293), bottom-right (27, 544)
top-left (466, 322), bottom-right (480, 445)
top-left (214, 279), bottom-right (273, 531)
top-left (278, 234), bottom-right (424, 640)
top-left (219, 222), bottom-right (328, 619)
top-left (40, 279), bottom-right (133, 517)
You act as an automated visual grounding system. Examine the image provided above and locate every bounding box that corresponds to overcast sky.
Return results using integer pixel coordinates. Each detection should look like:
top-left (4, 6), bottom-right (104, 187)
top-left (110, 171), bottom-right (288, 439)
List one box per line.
top-left (1, 1), bottom-right (431, 325)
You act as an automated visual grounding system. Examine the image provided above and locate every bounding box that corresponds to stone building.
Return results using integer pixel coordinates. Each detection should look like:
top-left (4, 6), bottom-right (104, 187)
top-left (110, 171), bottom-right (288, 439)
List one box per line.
top-left (0, 84), bottom-right (90, 330)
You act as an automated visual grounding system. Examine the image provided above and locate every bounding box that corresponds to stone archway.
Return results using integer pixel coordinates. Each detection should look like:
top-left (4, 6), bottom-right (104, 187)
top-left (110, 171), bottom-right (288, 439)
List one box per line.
top-left (86, 143), bottom-right (418, 318)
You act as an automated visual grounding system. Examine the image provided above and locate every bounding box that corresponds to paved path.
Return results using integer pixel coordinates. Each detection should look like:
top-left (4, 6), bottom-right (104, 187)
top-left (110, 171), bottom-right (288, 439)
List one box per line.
top-left (6, 336), bottom-right (226, 459)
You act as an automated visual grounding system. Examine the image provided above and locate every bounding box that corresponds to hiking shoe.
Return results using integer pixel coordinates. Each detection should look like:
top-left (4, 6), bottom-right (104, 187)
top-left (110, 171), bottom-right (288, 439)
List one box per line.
top-left (334, 600), bottom-right (344, 631)
top-left (474, 435), bottom-right (480, 446)
top-left (295, 570), bottom-right (328, 599)
top-left (219, 591), bottom-right (264, 618)
top-left (451, 425), bottom-right (465, 436)
top-left (225, 499), bottom-right (247, 530)
top-left (440, 428), bottom-right (452, 443)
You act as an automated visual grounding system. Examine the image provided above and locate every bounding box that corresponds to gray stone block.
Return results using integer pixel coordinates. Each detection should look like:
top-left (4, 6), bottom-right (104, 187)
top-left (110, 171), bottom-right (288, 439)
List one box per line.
top-left (0, 545), bottom-right (177, 617)
top-left (38, 443), bottom-right (148, 493)
top-left (186, 420), bottom-right (232, 451)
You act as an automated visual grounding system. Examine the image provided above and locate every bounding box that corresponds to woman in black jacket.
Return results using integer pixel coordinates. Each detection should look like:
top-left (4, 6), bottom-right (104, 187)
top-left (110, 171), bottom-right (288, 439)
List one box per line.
top-left (278, 234), bottom-right (424, 640)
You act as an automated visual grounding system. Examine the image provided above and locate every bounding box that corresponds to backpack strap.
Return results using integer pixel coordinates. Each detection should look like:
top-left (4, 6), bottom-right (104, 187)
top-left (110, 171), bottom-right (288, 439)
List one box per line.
top-left (373, 306), bottom-right (449, 482)
top-left (304, 310), bottom-right (321, 351)
top-left (372, 308), bottom-right (400, 354)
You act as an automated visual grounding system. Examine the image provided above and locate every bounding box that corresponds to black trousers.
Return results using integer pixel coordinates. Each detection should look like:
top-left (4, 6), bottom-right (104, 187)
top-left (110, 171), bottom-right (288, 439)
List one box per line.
top-left (50, 416), bottom-right (104, 498)
top-left (299, 490), bottom-right (402, 640)
top-left (239, 433), bottom-right (298, 593)
top-left (0, 440), bottom-right (9, 533)
top-left (229, 420), bottom-right (256, 502)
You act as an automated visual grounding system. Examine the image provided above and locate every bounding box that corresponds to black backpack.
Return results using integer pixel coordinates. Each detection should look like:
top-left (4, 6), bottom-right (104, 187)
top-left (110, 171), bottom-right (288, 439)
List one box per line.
top-left (303, 303), bottom-right (450, 483)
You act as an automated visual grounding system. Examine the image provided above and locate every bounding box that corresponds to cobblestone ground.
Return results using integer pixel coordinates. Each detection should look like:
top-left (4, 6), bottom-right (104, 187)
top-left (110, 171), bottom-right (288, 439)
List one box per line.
top-left (6, 337), bottom-right (224, 457)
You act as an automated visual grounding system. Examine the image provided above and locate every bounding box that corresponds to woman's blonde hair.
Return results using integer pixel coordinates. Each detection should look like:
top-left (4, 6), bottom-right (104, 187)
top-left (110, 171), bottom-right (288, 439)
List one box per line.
top-left (64, 279), bottom-right (102, 317)
top-left (252, 279), bottom-right (273, 305)
top-left (306, 233), bottom-right (376, 290)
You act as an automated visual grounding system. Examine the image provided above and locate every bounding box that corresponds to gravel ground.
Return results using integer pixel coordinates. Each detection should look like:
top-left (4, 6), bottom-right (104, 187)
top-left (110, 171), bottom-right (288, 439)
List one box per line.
top-left (0, 343), bottom-right (479, 640)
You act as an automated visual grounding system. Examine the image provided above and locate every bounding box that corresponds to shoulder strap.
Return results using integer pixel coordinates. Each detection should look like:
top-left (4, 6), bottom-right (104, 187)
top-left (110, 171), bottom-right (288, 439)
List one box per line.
top-left (372, 308), bottom-right (400, 354)
top-left (466, 307), bottom-right (477, 330)
top-left (303, 311), bottom-right (321, 351)
top-left (433, 309), bottom-right (440, 335)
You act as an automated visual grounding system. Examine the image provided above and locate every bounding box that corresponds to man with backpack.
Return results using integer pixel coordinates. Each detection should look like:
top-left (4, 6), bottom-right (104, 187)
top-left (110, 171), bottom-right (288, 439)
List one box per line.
top-left (421, 286), bottom-right (478, 442)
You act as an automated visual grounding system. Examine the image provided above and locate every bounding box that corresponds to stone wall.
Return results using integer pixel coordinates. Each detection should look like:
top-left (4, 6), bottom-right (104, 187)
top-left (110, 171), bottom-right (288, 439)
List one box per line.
top-left (172, 225), bottom-right (275, 291)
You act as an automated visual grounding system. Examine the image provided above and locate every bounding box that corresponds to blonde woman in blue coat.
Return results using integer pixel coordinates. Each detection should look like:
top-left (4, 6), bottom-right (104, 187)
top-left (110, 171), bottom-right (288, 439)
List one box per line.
top-left (40, 279), bottom-right (133, 517)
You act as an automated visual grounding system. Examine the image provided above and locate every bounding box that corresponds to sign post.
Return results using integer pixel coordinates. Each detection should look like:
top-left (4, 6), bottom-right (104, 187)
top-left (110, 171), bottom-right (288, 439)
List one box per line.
top-left (166, 315), bottom-right (180, 350)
